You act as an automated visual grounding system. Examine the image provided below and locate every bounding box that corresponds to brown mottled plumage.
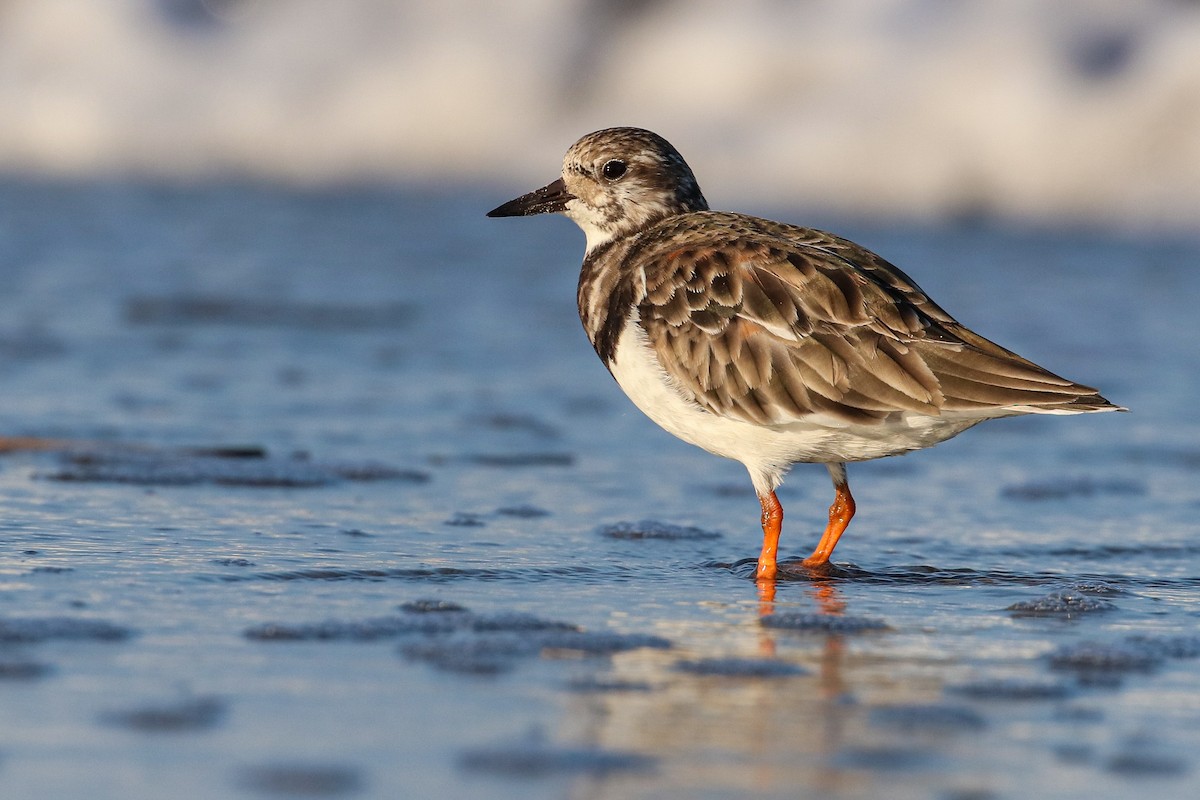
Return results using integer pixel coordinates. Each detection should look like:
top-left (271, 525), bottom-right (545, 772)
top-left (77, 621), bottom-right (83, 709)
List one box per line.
top-left (489, 127), bottom-right (1124, 580)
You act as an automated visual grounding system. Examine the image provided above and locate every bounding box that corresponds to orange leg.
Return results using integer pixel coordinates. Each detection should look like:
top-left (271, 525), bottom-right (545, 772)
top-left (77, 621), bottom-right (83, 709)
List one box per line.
top-left (755, 490), bottom-right (783, 581)
top-left (802, 464), bottom-right (856, 567)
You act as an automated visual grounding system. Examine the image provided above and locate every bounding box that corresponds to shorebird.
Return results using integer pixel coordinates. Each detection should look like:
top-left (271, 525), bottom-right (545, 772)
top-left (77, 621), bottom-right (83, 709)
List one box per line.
top-left (488, 127), bottom-right (1123, 580)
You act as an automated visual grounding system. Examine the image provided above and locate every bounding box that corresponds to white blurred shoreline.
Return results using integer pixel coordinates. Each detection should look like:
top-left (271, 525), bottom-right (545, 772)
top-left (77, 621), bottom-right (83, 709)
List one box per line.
top-left (0, 0), bottom-right (1197, 230)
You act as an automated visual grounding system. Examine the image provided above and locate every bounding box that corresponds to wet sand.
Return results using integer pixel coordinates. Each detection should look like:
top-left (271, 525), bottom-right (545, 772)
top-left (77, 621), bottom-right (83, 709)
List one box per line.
top-left (0, 178), bottom-right (1196, 799)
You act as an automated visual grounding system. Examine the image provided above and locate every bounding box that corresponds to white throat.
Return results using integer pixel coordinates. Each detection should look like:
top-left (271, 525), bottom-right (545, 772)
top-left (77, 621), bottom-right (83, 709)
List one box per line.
top-left (565, 199), bottom-right (617, 254)
top-left (581, 223), bottom-right (616, 254)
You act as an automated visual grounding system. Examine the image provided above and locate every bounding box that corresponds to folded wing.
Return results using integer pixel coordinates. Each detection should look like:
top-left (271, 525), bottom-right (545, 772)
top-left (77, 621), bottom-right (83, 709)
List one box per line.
top-left (634, 217), bottom-right (1118, 426)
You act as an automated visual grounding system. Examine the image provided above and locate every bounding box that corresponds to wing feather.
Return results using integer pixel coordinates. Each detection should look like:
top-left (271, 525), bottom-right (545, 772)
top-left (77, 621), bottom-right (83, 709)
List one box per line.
top-left (628, 213), bottom-right (1115, 426)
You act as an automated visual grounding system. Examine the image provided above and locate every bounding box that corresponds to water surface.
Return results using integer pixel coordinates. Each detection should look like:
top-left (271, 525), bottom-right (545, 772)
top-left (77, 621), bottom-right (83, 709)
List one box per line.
top-left (0, 178), bottom-right (1196, 799)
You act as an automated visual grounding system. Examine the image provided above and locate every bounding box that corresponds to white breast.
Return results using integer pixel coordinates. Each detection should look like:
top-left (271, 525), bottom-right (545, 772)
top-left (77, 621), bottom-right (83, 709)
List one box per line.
top-left (606, 315), bottom-right (986, 494)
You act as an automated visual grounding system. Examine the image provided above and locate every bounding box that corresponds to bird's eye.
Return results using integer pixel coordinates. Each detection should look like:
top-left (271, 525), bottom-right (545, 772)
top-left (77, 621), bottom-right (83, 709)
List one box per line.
top-left (601, 160), bottom-right (627, 180)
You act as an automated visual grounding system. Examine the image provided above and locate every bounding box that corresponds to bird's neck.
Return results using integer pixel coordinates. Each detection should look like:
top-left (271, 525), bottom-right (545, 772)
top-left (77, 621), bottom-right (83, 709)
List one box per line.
top-left (576, 236), bottom-right (639, 366)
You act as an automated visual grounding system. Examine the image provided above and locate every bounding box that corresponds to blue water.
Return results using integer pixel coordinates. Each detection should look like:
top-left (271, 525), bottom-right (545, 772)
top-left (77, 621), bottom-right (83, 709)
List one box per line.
top-left (0, 177), bottom-right (1197, 799)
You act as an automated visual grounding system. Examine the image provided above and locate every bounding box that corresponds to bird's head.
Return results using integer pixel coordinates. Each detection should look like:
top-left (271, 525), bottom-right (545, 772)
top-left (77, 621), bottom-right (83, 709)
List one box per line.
top-left (487, 127), bottom-right (708, 253)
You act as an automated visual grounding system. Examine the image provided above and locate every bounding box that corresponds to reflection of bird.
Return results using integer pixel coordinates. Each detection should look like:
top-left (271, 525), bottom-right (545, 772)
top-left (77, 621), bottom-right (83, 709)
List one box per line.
top-left (488, 127), bottom-right (1124, 581)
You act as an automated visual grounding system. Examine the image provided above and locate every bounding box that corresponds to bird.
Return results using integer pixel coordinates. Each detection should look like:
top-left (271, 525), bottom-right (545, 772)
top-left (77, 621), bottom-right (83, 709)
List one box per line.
top-left (487, 127), bottom-right (1124, 581)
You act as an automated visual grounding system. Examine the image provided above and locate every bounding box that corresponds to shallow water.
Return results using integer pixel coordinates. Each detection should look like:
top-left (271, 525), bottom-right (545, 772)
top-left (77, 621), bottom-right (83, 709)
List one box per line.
top-left (0, 177), bottom-right (1198, 799)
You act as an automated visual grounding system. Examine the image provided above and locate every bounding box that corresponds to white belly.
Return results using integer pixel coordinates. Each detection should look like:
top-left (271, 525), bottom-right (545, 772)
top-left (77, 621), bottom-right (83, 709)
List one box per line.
top-left (606, 317), bottom-right (982, 493)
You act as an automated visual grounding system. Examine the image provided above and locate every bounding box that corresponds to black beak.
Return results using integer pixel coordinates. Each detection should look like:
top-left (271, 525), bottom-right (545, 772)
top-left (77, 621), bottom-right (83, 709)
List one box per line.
top-left (487, 178), bottom-right (574, 218)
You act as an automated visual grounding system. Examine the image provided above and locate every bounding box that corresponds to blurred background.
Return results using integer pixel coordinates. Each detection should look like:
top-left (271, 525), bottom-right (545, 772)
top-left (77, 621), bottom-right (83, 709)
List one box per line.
top-left (1, 0), bottom-right (1198, 229)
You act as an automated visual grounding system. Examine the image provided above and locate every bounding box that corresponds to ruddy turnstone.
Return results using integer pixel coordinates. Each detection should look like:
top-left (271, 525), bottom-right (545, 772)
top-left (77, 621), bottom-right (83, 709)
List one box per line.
top-left (488, 127), bottom-right (1124, 581)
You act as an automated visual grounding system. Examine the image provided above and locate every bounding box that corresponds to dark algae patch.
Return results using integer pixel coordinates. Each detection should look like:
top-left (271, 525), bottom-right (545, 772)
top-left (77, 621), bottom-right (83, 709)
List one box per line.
top-left (236, 763), bottom-right (364, 797)
top-left (100, 696), bottom-right (226, 733)
top-left (1007, 585), bottom-right (1119, 617)
top-left (41, 447), bottom-right (427, 487)
top-left (598, 519), bottom-right (723, 541)
top-left (0, 617), bottom-right (133, 643)
top-left (760, 612), bottom-right (890, 634)
top-left (672, 657), bottom-right (808, 678)
top-left (458, 740), bottom-right (656, 778)
top-left (244, 600), bottom-right (671, 676)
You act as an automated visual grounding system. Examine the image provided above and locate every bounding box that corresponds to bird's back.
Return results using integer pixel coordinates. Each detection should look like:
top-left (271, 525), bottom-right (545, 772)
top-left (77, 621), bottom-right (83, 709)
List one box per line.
top-left (583, 210), bottom-right (1122, 429)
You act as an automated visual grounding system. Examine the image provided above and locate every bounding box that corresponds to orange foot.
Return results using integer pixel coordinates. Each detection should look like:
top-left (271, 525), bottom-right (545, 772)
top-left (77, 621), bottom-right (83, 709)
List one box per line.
top-left (802, 481), bottom-right (855, 567)
top-left (755, 490), bottom-right (782, 580)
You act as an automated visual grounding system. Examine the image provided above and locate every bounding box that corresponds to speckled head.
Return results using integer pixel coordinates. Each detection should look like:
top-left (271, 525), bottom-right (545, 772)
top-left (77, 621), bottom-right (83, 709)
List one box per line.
top-left (487, 127), bottom-right (709, 252)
